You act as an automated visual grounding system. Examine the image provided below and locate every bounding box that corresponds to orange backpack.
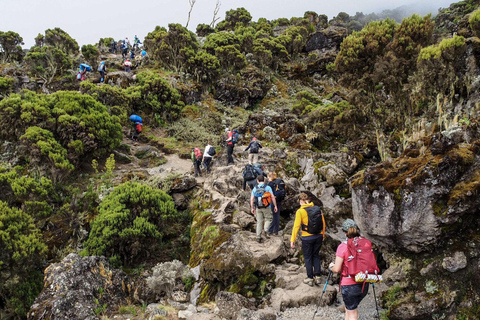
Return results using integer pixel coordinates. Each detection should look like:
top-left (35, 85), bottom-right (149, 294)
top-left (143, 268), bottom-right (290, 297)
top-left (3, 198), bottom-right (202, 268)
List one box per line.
top-left (136, 124), bottom-right (143, 132)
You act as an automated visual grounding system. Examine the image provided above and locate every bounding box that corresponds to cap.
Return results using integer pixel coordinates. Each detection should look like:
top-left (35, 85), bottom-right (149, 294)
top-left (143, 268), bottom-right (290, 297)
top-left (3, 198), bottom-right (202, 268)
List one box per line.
top-left (252, 137), bottom-right (257, 141)
top-left (342, 219), bottom-right (358, 232)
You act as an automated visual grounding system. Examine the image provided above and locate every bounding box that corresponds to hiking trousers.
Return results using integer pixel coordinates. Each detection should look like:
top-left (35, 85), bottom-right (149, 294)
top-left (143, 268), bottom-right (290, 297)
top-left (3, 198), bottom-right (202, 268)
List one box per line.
top-left (302, 235), bottom-right (323, 279)
top-left (268, 200), bottom-right (281, 234)
top-left (227, 144), bottom-right (234, 165)
top-left (255, 207), bottom-right (272, 237)
top-left (194, 160), bottom-right (202, 177)
top-left (203, 157), bottom-right (212, 173)
top-left (248, 153), bottom-right (259, 165)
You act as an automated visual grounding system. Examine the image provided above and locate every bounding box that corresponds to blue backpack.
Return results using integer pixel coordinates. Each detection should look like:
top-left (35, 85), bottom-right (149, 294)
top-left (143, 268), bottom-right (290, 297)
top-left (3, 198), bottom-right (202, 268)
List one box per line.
top-left (232, 130), bottom-right (239, 144)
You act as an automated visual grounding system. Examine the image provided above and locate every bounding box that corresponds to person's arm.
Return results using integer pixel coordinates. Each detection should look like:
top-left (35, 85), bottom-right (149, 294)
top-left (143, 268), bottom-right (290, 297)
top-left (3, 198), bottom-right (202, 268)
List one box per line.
top-left (330, 256), bottom-right (344, 273)
top-left (259, 143), bottom-right (263, 149)
top-left (290, 210), bottom-right (302, 248)
top-left (244, 142), bottom-right (251, 152)
top-left (271, 192), bottom-right (277, 213)
top-left (243, 178), bottom-right (247, 191)
top-left (250, 194), bottom-right (256, 215)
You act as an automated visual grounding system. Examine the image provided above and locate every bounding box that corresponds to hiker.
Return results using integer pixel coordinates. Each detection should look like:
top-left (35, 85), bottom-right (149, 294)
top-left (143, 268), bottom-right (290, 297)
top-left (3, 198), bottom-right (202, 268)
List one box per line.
top-left (250, 175), bottom-right (277, 243)
top-left (124, 59), bottom-right (132, 72)
top-left (111, 39), bottom-right (117, 53)
top-left (129, 115), bottom-right (142, 143)
top-left (203, 141), bottom-right (215, 174)
top-left (225, 128), bottom-right (234, 165)
top-left (191, 147), bottom-right (203, 177)
top-left (329, 219), bottom-right (370, 320)
top-left (132, 122), bottom-right (142, 144)
top-left (98, 61), bottom-right (106, 83)
top-left (253, 163), bottom-right (267, 178)
top-left (290, 192), bottom-right (326, 287)
top-left (242, 164), bottom-right (258, 191)
top-left (267, 172), bottom-right (286, 236)
top-left (78, 63), bottom-right (91, 81)
top-left (244, 137), bottom-right (262, 165)
top-left (125, 37), bottom-right (131, 47)
top-left (121, 41), bottom-right (128, 59)
top-left (130, 49), bottom-right (135, 60)
top-left (133, 35), bottom-right (142, 50)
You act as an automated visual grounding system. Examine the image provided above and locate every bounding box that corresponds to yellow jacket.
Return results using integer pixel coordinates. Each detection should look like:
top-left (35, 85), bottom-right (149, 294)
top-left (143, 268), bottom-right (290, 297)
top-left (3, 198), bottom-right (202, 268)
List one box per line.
top-left (290, 202), bottom-right (326, 242)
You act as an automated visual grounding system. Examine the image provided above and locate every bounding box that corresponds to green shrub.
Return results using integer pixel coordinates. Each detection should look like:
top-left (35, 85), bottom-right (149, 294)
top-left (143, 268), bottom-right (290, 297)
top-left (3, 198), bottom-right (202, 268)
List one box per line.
top-left (81, 44), bottom-right (100, 67)
top-left (0, 201), bottom-right (47, 318)
top-left (0, 31), bottom-right (25, 63)
top-left (0, 166), bottom-right (55, 218)
top-left (0, 90), bottom-right (123, 165)
top-left (83, 181), bottom-right (178, 266)
top-left (0, 76), bottom-right (14, 97)
top-left (20, 126), bottom-right (74, 182)
top-left (196, 24), bottom-right (215, 37)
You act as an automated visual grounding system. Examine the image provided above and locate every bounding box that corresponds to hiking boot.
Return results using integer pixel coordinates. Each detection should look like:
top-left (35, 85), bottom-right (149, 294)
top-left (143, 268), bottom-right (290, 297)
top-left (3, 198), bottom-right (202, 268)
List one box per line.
top-left (303, 278), bottom-right (314, 287)
top-left (314, 276), bottom-right (322, 286)
top-left (263, 232), bottom-right (270, 239)
top-left (256, 237), bottom-right (262, 243)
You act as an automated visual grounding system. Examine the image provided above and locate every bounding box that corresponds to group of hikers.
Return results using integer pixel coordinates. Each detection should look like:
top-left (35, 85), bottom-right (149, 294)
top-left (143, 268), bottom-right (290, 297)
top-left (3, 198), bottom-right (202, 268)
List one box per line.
top-left (77, 35), bottom-right (147, 82)
top-left (189, 128), bottom-right (381, 320)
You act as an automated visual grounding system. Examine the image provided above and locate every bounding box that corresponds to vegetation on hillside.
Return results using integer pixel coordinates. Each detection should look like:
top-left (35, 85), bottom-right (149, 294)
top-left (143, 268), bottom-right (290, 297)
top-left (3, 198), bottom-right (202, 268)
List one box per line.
top-left (0, 0), bottom-right (479, 318)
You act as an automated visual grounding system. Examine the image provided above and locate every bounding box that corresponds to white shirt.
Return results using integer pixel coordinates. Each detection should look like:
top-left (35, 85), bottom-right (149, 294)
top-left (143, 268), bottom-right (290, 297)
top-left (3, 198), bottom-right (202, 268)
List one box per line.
top-left (204, 145), bottom-right (213, 158)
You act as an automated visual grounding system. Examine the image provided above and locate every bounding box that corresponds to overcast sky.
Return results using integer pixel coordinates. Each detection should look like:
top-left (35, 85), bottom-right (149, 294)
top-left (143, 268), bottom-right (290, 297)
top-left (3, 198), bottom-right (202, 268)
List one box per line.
top-left (1, 0), bottom-right (454, 48)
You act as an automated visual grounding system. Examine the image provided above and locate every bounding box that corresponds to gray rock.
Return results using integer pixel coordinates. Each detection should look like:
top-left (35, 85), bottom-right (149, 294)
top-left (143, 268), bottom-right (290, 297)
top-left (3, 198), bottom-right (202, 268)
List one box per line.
top-left (28, 254), bottom-right (132, 320)
top-left (188, 314), bottom-right (222, 320)
top-left (319, 164), bottom-right (347, 186)
top-left (170, 176), bottom-right (197, 192)
top-left (442, 251), bottom-right (468, 273)
top-left (201, 231), bottom-right (287, 285)
top-left (236, 307), bottom-right (277, 320)
top-left (215, 291), bottom-right (255, 320)
top-left (172, 193), bottom-right (189, 210)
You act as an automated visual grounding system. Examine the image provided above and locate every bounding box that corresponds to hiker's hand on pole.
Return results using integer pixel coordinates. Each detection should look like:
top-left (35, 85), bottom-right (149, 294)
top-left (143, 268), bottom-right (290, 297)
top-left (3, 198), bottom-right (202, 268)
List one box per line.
top-left (290, 242), bottom-right (295, 249)
top-left (329, 262), bottom-right (334, 271)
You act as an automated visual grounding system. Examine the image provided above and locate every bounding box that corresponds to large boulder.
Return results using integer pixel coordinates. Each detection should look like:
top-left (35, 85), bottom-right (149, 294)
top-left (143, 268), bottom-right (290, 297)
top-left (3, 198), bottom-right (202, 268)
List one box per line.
top-left (351, 129), bottom-right (480, 253)
top-left (201, 232), bottom-right (287, 285)
top-left (28, 254), bottom-right (132, 320)
top-left (215, 291), bottom-right (255, 320)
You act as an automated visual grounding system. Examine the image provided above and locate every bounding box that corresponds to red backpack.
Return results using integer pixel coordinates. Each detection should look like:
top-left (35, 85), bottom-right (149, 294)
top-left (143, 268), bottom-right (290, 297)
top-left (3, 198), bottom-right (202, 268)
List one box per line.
top-left (194, 147), bottom-right (202, 160)
top-left (341, 236), bottom-right (382, 287)
top-left (136, 123), bottom-right (143, 132)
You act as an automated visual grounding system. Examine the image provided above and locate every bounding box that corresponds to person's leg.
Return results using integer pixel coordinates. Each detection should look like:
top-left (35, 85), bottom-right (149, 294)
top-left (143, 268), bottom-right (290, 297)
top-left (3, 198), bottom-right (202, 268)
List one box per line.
top-left (248, 153), bottom-right (254, 164)
top-left (302, 238), bottom-right (314, 279)
top-left (253, 153), bottom-right (258, 164)
top-left (262, 207), bottom-right (272, 235)
top-left (256, 208), bottom-right (264, 241)
top-left (227, 144), bottom-right (234, 164)
top-left (345, 309), bottom-right (358, 320)
top-left (205, 157), bottom-right (211, 173)
top-left (312, 237), bottom-right (323, 277)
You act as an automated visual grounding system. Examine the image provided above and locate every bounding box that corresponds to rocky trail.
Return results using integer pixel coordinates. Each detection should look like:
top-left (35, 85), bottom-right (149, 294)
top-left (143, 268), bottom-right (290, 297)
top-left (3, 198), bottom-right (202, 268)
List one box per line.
top-left (110, 133), bottom-right (386, 319)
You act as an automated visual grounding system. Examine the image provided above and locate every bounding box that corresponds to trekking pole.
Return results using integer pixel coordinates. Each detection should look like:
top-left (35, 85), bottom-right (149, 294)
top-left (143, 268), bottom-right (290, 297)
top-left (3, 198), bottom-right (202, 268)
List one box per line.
top-left (372, 283), bottom-right (380, 319)
top-left (311, 269), bottom-right (332, 320)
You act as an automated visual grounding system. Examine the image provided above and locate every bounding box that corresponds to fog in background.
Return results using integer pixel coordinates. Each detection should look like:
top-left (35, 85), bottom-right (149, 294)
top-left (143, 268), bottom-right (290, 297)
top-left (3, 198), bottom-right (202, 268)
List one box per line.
top-left (1, 0), bottom-right (454, 48)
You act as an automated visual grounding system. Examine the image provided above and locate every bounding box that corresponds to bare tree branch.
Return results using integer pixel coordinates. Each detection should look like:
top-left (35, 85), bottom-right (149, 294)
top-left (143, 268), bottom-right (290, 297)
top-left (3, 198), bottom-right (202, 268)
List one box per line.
top-left (210, 0), bottom-right (221, 28)
top-left (186, 0), bottom-right (197, 28)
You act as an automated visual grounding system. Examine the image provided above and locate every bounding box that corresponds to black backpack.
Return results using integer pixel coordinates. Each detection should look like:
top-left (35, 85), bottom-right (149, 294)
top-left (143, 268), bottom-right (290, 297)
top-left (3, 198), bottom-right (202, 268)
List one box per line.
top-left (243, 164), bottom-right (257, 181)
top-left (250, 141), bottom-right (259, 153)
top-left (270, 179), bottom-right (286, 201)
top-left (301, 206), bottom-right (324, 234)
top-left (207, 146), bottom-right (216, 156)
